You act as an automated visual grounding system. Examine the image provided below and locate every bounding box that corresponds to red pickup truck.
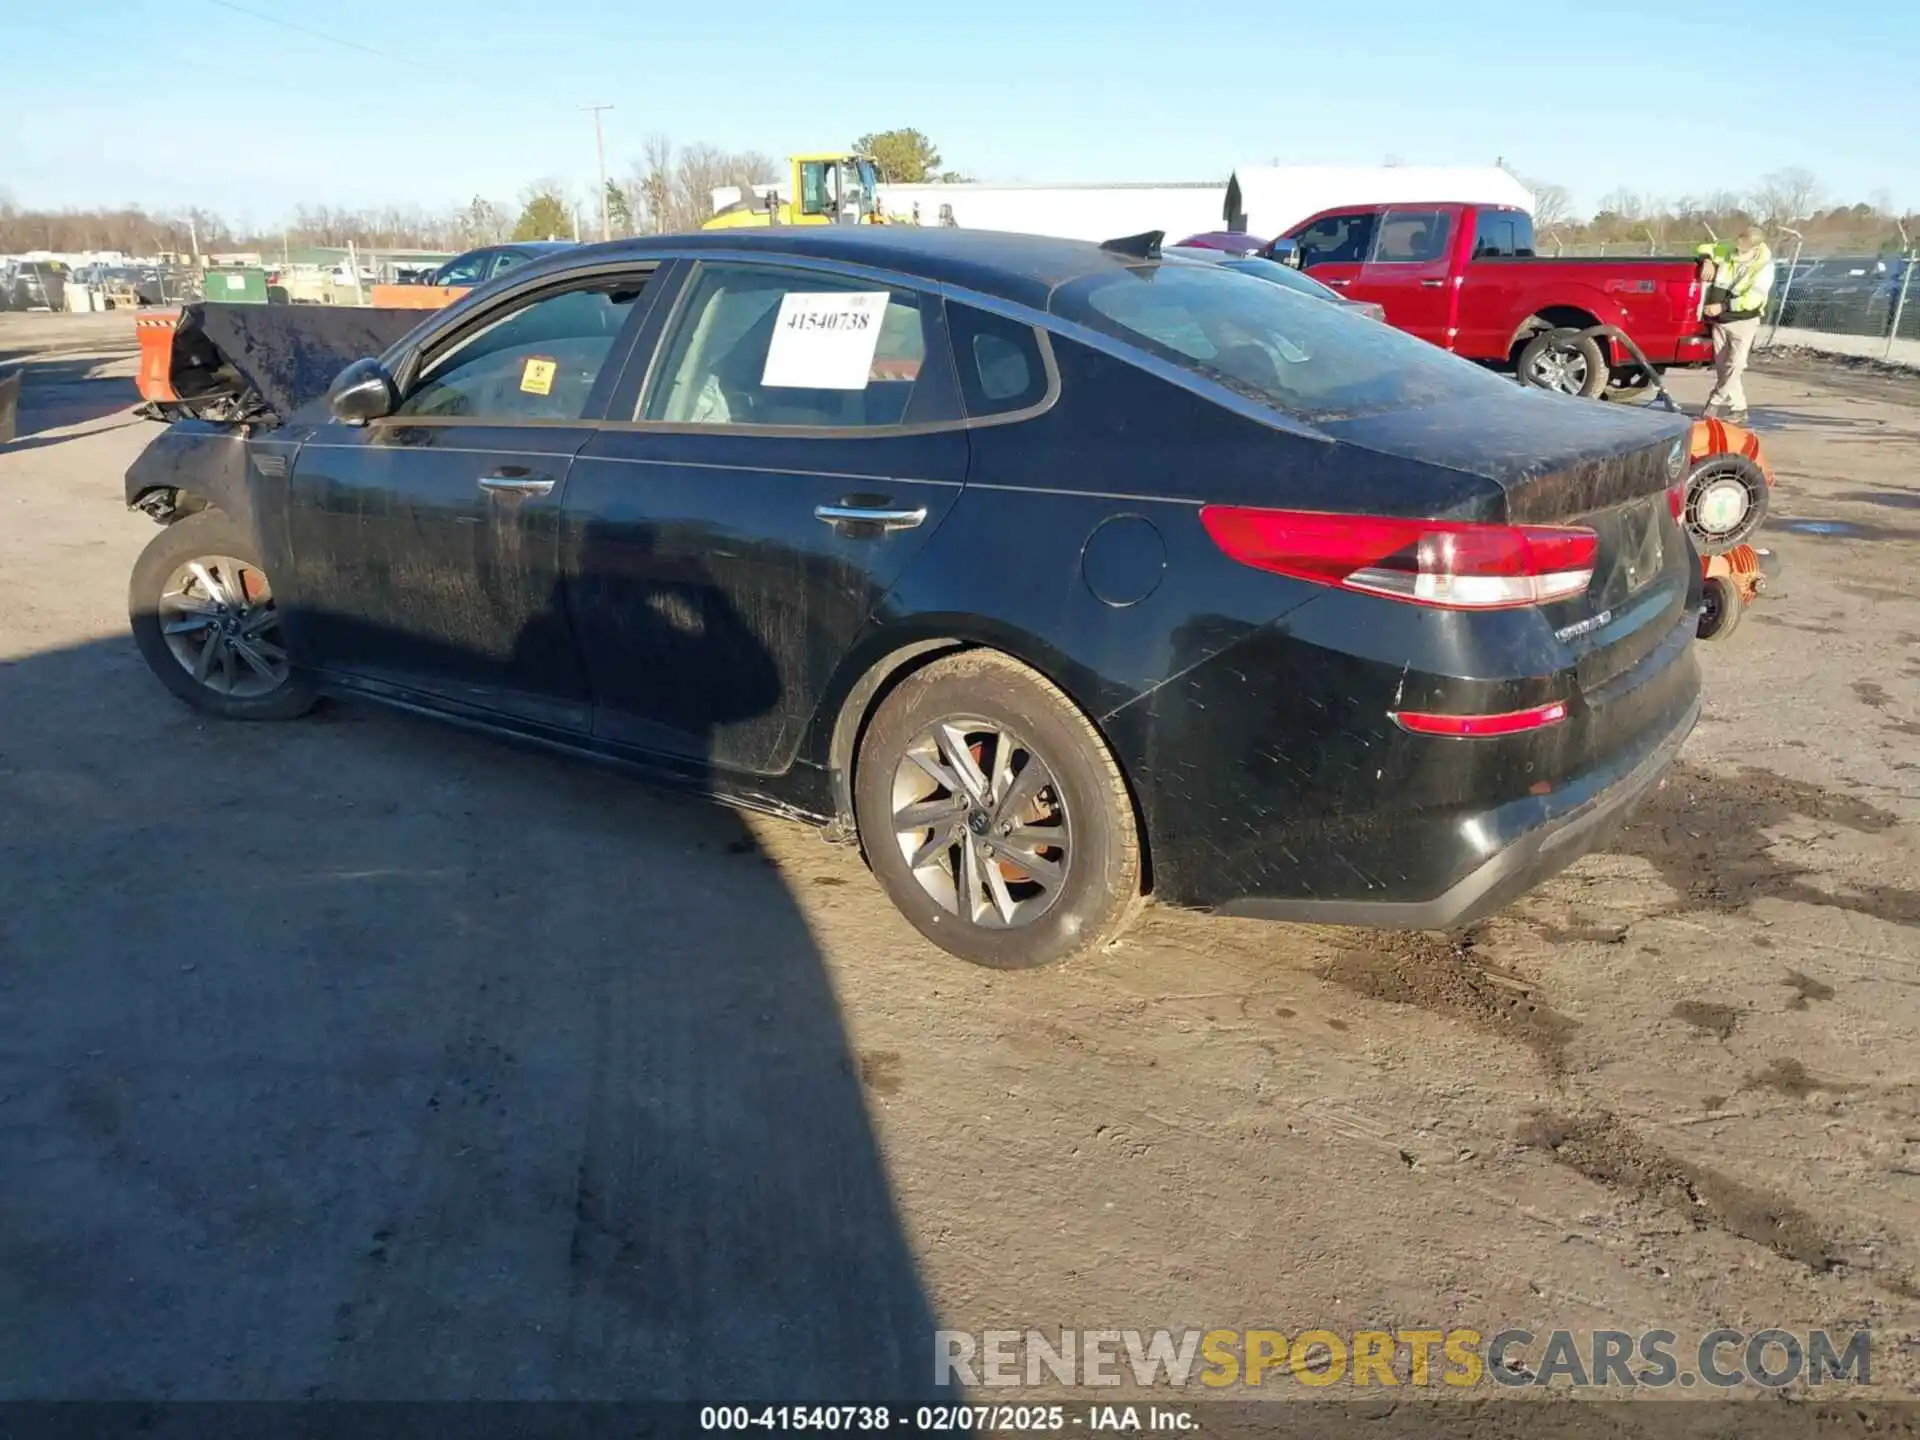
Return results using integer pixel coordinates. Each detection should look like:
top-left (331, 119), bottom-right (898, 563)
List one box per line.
top-left (1274, 203), bottom-right (1713, 398)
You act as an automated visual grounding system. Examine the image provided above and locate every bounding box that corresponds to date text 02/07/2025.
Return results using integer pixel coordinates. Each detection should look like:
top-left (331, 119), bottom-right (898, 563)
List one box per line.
top-left (698, 1403), bottom-right (1200, 1432)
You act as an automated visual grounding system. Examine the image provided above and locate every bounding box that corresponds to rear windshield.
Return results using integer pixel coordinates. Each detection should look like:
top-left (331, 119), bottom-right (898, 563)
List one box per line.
top-left (1051, 261), bottom-right (1516, 422)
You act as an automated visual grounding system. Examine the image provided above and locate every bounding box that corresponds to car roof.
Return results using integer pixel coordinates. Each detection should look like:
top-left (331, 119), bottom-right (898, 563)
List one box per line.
top-left (522, 227), bottom-right (1158, 311)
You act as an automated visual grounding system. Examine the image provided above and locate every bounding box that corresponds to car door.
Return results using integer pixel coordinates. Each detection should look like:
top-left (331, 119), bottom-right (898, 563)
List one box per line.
top-left (281, 264), bottom-right (661, 733)
top-left (1289, 210), bottom-right (1379, 298)
top-left (1355, 206), bottom-right (1458, 346)
top-left (561, 259), bottom-right (969, 775)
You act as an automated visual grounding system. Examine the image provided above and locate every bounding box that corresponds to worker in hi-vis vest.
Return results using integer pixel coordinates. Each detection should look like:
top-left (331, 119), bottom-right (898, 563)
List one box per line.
top-left (1695, 228), bottom-right (1773, 423)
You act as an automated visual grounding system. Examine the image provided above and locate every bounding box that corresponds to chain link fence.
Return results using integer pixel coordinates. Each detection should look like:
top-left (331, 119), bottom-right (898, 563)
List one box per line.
top-left (1540, 231), bottom-right (1920, 357)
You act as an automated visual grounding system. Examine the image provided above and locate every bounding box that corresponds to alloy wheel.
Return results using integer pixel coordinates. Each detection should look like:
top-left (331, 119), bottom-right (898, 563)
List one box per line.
top-left (889, 719), bottom-right (1072, 929)
top-left (158, 554), bottom-right (290, 699)
top-left (1527, 343), bottom-right (1589, 394)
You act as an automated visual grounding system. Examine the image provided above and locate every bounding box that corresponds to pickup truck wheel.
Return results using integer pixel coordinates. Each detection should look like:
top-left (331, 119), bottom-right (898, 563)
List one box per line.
top-left (1518, 329), bottom-right (1609, 399)
top-left (129, 510), bottom-right (318, 721)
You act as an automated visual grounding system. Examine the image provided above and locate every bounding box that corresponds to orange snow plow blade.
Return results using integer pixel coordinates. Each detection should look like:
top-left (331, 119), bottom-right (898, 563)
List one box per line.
top-left (135, 311), bottom-right (184, 404)
top-left (368, 284), bottom-right (468, 309)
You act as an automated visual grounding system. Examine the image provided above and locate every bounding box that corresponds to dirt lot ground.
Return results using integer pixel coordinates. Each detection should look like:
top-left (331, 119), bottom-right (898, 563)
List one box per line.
top-left (1, 310), bottom-right (1915, 1407)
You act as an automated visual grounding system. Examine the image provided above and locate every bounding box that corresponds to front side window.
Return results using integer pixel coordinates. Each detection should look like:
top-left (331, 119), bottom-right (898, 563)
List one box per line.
top-left (1372, 209), bottom-right (1452, 264)
top-left (1053, 261), bottom-right (1518, 422)
top-left (1294, 212), bottom-right (1378, 268)
top-left (394, 277), bottom-right (645, 422)
top-left (641, 264), bottom-right (932, 429)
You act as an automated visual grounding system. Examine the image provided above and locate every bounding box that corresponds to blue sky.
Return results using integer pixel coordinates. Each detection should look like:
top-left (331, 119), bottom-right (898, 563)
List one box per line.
top-left (7, 0), bottom-right (1909, 223)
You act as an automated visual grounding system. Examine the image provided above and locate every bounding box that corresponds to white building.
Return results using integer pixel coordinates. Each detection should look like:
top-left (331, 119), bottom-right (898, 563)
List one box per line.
top-left (1223, 165), bottom-right (1535, 238)
top-left (875, 166), bottom-right (1535, 244)
top-left (875, 183), bottom-right (1224, 243)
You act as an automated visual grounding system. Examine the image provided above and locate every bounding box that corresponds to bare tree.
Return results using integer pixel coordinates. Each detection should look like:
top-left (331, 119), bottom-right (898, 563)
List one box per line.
top-left (671, 143), bottom-right (778, 232)
top-left (1749, 167), bottom-right (1821, 227)
top-left (622, 133), bottom-right (678, 234)
top-left (1595, 187), bottom-right (1650, 222)
top-left (1521, 178), bottom-right (1574, 229)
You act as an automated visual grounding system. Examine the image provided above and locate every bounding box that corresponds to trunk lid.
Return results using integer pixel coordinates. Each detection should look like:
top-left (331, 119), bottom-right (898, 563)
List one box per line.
top-left (1319, 385), bottom-right (1692, 686)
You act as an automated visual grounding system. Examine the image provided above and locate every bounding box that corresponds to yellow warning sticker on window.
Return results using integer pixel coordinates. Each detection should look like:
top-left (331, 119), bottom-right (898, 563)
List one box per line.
top-left (520, 357), bottom-right (557, 396)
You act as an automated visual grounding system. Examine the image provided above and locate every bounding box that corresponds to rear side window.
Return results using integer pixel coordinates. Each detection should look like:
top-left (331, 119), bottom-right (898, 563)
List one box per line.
top-left (641, 263), bottom-right (943, 430)
top-left (947, 302), bottom-right (1049, 417)
top-left (1472, 211), bottom-right (1536, 259)
top-left (1372, 209), bottom-right (1452, 263)
top-left (1053, 261), bottom-right (1517, 422)
top-left (1293, 212), bottom-right (1377, 268)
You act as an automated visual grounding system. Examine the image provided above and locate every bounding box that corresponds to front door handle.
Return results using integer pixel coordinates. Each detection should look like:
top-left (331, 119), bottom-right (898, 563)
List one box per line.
top-left (814, 502), bottom-right (927, 533)
top-left (1322, 278), bottom-right (1351, 288)
top-left (478, 469), bottom-right (555, 497)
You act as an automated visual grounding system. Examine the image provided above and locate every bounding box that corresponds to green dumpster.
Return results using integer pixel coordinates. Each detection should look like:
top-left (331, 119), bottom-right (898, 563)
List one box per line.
top-left (204, 267), bottom-right (270, 305)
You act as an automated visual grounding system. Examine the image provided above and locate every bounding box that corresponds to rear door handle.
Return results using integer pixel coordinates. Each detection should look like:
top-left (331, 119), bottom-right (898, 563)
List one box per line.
top-left (1420, 278), bottom-right (1446, 288)
top-left (814, 502), bottom-right (927, 533)
top-left (1322, 278), bottom-right (1351, 288)
top-left (478, 469), bottom-right (555, 497)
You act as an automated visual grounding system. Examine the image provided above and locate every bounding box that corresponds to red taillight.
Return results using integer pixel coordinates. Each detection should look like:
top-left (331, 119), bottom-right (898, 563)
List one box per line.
top-left (1198, 506), bottom-right (1598, 610)
top-left (1666, 483), bottom-right (1685, 521)
top-left (1390, 701), bottom-right (1569, 737)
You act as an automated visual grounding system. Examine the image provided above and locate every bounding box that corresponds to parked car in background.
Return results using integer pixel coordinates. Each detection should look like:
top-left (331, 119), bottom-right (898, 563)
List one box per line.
top-left (122, 227), bottom-right (1700, 969)
top-left (1163, 244), bottom-right (1388, 321)
top-left (1776, 256), bottom-right (1890, 335)
top-left (428, 241), bottom-right (576, 288)
top-left (5, 261), bottom-right (67, 312)
top-left (1259, 204), bottom-right (1712, 397)
top-left (1175, 231), bottom-right (1271, 256)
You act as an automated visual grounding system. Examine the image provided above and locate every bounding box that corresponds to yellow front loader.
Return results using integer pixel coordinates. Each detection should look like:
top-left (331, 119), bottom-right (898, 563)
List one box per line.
top-left (702, 153), bottom-right (888, 230)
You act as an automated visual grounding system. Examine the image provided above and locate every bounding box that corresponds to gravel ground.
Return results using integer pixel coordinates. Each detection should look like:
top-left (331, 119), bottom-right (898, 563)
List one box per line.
top-left (2, 311), bottom-right (1915, 1408)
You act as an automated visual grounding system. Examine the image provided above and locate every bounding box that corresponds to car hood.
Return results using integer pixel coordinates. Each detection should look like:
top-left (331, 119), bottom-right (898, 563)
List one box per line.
top-left (177, 303), bottom-right (427, 421)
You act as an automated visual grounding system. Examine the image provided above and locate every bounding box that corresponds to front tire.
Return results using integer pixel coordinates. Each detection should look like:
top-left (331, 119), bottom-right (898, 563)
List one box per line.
top-left (853, 651), bottom-right (1141, 969)
top-left (1518, 328), bottom-right (1610, 399)
top-left (129, 510), bottom-right (317, 721)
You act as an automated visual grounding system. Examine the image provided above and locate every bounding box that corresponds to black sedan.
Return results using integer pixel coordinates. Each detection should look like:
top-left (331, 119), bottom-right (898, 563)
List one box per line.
top-left (123, 228), bottom-right (1701, 968)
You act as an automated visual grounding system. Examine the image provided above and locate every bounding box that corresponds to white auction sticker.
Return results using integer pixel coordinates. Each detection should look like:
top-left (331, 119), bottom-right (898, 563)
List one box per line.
top-left (761, 291), bottom-right (890, 390)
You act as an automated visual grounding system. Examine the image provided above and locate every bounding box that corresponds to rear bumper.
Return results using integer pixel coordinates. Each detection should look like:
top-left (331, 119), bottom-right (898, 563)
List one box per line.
top-left (1215, 682), bottom-right (1700, 932)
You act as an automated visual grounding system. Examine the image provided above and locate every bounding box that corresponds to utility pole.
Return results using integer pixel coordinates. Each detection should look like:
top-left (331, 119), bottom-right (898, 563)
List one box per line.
top-left (582, 103), bottom-right (613, 241)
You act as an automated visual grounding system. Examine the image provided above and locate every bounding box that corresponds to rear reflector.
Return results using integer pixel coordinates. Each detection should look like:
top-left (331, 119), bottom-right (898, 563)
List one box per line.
top-left (1391, 701), bottom-right (1569, 737)
top-left (1199, 506), bottom-right (1598, 609)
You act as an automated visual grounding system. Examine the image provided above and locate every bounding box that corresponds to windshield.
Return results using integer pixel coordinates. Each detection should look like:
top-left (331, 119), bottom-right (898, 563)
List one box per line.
top-left (1052, 261), bottom-right (1517, 422)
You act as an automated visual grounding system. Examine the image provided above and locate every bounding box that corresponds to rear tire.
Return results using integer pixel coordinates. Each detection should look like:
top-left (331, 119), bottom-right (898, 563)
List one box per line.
top-left (853, 650), bottom-right (1141, 969)
top-left (129, 510), bottom-right (318, 721)
top-left (1518, 328), bottom-right (1610, 399)
top-left (1697, 575), bottom-right (1744, 642)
